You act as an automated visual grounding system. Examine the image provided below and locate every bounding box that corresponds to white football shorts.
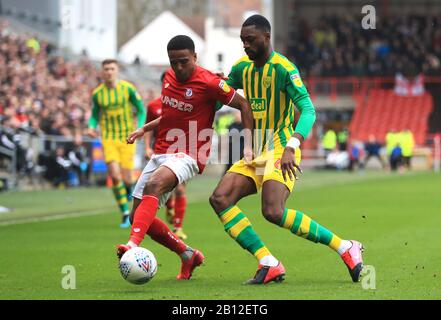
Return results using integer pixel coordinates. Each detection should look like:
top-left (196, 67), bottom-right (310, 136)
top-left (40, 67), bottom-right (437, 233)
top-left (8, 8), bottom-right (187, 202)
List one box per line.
top-left (132, 153), bottom-right (199, 207)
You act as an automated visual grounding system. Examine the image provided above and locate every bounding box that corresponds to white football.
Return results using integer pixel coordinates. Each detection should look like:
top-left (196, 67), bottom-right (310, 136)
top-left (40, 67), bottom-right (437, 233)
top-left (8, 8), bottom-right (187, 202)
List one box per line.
top-left (119, 247), bottom-right (157, 285)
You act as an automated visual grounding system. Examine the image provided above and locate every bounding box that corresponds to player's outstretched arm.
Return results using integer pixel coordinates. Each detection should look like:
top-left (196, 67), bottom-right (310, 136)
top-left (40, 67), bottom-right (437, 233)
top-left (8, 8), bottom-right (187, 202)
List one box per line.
top-left (127, 116), bottom-right (162, 144)
top-left (227, 94), bottom-right (254, 162)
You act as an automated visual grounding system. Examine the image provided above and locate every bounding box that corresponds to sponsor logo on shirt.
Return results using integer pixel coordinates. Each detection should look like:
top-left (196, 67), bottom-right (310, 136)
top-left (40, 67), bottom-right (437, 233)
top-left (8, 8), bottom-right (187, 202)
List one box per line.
top-left (274, 158), bottom-right (281, 170)
top-left (185, 88), bottom-right (193, 98)
top-left (219, 80), bottom-right (231, 93)
top-left (263, 77), bottom-right (272, 88)
top-left (250, 98), bottom-right (267, 119)
top-left (290, 73), bottom-right (303, 87)
top-left (161, 95), bottom-right (194, 112)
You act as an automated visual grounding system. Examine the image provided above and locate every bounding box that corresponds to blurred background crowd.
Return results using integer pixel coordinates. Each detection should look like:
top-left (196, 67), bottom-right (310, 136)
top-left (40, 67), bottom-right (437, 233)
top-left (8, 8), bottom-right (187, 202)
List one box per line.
top-left (0, 0), bottom-right (440, 191)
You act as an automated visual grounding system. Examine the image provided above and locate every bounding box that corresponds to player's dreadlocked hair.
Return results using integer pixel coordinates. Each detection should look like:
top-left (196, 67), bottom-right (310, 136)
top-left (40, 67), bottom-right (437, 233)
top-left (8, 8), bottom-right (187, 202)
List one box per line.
top-left (167, 35), bottom-right (195, 52)
top-left (242, 14), bottom-right (271, 33)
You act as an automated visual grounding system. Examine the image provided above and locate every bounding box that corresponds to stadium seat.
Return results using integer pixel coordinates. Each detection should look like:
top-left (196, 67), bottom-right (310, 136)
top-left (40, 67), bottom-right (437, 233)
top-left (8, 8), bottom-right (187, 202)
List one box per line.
top-left (350, 89), bottom-right (434, 144)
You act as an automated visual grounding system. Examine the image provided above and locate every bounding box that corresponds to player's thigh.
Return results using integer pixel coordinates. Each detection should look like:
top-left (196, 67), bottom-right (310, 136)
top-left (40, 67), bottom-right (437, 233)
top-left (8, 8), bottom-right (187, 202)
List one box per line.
top-left (102, 139), bottom-right (120, 165)
top-left (261, 179), bottom-right (291, 213)
top-left (132, 158), bottom-right (158, 200)
top-left (174, 183), bottom-right (186, 196)
top-left (107, 161), bottom-right (122, 180)
top-left (119, 142), bottom-right (136, 170)
top-left (211, 171), bottom-right (257, 207)
top-left (121, 167), bottom-right (133, 185)
top-left (261, 149), bottom-right (302, 194)
top-left (129, 197), bottom-right (142, 224)
top-left (226, 159), bottom-right (262, 192)
top-left (144, 165), bottom-right (178, 195)
top-left (160, 153), bottom-right (199, 185)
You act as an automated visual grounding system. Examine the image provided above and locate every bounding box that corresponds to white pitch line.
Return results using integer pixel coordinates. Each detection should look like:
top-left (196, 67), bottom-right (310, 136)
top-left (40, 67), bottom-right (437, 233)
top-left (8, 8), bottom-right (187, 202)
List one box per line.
top-left (0, 207), bottom-right (115, 227)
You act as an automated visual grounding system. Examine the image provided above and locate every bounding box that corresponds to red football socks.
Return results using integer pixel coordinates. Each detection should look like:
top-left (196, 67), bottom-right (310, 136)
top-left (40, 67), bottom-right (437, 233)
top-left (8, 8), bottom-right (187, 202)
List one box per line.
top-left (129, 195), bottom-right (159, 246)
top-left (166, 197), bottom-right (175, 210)
top-left (147, 217), bottom-right (187, 254)
top-left (173, 195), bottom-right (187, 229)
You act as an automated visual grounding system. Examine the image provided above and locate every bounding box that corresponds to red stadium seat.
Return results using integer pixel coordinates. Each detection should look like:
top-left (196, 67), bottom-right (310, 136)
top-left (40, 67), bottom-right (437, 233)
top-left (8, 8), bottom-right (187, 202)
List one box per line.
top-left (350, 89), bottom-right (434, 145)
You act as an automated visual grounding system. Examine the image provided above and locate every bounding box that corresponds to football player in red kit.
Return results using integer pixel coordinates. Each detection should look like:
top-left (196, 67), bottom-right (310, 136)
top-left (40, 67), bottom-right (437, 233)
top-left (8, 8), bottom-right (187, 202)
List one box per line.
top-left (117, 35), bottom-right (254, 281)
top-left (145, 74), bottom-right (188, 240)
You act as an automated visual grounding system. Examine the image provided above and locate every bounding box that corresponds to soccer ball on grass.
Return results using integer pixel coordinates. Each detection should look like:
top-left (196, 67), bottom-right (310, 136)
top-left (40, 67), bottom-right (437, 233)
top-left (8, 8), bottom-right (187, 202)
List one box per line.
top-left (119, 247), bottom-right (157, 284)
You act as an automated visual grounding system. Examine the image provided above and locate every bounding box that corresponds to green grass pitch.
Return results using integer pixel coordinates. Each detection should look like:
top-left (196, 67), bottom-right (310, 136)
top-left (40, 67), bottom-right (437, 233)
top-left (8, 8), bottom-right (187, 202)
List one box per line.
top-left (0, 171), bottom-right (440, 300)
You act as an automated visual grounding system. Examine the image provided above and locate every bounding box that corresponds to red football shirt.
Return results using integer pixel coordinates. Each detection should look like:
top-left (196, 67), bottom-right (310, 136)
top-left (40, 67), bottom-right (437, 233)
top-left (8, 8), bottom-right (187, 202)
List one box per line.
top-left (147, 97), bottom-right (162, 122)
top-left (154, 66), bottom-right (236, 172)
top-left (146, 97), bottom-right (162, 148)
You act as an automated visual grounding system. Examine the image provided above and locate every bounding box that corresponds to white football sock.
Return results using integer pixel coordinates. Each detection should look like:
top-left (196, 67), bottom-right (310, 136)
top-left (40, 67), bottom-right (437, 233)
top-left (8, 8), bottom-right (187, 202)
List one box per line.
top-left (127, 241), bottom-right (138, 248)
top-left (337, 240), bottom-right (353, 255)
top-left (259, 255), bottom-right (279, 267)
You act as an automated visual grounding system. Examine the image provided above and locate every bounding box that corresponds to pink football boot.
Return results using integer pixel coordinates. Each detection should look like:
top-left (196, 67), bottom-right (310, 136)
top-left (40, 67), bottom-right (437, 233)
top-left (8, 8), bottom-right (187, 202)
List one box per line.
top-left (341, 240), bottom-right (364, 282)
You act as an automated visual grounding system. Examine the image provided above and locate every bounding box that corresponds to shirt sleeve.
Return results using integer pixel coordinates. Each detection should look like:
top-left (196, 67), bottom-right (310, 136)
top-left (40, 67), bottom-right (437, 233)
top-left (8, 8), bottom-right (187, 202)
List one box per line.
top-left (145, 102), bottom-right (152, 124)
top-left (128, 86), bottom-right (147, 128)
top-left (88, 94), bottom-right (100, 129)
top-left (226, 63), bottom-right (243, 90)
top-left (207, 77), bottom-right (236, 106)
top-left (284, 68), bottom-right (316, 139)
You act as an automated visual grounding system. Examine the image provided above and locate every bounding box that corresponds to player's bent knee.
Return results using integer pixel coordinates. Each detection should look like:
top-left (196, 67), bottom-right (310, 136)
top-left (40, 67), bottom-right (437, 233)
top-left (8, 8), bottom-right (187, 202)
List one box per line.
top-left (262, 205), bottom-right (283, 225)
top-left (209, 192), bottom-right (231, 214)
top-left (175, 184), bottom-right (185, 196)
top-left (143, 177), bottom-right (164, 196)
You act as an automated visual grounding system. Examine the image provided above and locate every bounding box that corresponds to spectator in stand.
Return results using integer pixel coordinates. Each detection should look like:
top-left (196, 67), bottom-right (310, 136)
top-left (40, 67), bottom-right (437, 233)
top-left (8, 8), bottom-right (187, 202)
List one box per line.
top-left (322, 128), bottom-right (337, 157)
top-left (337, 128), bottom-right (349, 151)
top-left (0, 18), bottom-right (102, 138)
top-left (399, 130), bottom-right (415, 170)
top-left (363, 134), bottom-right (385, 169)
top-left (289, 13), bottom-right (441, 78)
top-left (348, 141), bottom-right (364, 172)
top-left (41, 146), bottom-right (71, 188)
top-left (386, 129), bottom-right (400, 170)
top-left (66, 133), bottom-right (91, 186)
top-left (390, 144), bottom-right (403, 172)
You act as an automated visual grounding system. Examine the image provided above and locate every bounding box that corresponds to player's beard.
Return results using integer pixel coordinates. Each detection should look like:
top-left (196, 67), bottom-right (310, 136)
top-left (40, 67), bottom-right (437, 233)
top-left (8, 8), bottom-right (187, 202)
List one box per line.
top-left (245, 45), bottom-right (265, 61)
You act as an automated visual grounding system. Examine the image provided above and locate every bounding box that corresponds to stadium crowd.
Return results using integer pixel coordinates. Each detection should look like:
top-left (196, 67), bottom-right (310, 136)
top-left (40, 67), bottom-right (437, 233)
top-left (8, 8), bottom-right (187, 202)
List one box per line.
top-left (0, 19), bottom-right (155, 187)
top-left (290, 13), bottom-right (441, 77)
top-left (0, 19), bottom-right (100, 138)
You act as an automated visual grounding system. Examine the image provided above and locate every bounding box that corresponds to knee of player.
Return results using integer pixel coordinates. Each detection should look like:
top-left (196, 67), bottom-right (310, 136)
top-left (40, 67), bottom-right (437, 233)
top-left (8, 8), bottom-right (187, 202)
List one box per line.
top-left (143, 177), bottom-right (164, 195)
top-left (175, 184), bottom-right (186, 197)
top-left (110, 175), bottom-right (122, 185)
top-left (209, 192), bottom-right (229, 213)
top-left (261, 205), bottom-right (283, 224)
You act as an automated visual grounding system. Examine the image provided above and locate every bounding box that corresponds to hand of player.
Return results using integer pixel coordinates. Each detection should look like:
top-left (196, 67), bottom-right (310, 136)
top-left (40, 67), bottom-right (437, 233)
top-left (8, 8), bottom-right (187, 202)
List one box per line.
top-left (86, 128), bottom-right (98, 138)
top-left (145, 147), bottom-right (154, 160)
top-left (281, 147), bottom-right (303, 182)
top-left (243, 146), bottom-right (254, 164)
top-left (127, 128), bottom-right (145, 144)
